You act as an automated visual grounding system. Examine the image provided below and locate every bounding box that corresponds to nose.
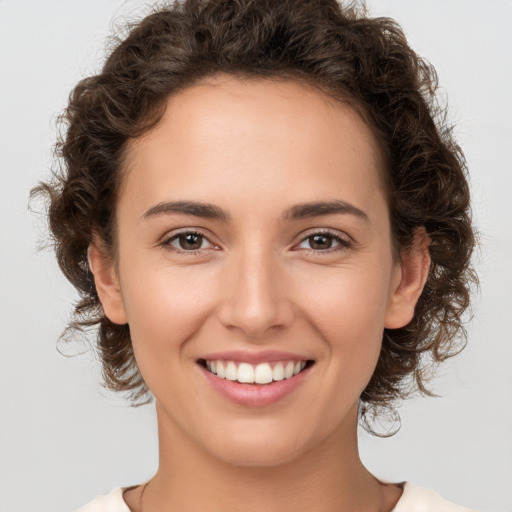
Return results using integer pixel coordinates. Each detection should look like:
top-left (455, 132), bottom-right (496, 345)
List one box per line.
top-left (216, 245), bottom-right (294, 339)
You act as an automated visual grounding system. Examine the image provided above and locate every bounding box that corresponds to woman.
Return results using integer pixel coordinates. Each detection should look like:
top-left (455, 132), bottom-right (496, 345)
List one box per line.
top-left (35, 0), bottom-right (477, 510)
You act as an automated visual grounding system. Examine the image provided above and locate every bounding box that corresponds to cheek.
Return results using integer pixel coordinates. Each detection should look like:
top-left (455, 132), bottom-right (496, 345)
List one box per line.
top-left (119, 265), bottom-right (218, 372)
top-left (300, 261), bottom-right (391, 328)
top-left (296, 264), bottom-right (391, 378)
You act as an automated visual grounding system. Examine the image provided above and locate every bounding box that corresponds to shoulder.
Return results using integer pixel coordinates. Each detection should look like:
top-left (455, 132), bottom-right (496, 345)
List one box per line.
top-left (74, 487), bottom-right (131, 512)
top-left (393, 482), bottom-right (479, 512)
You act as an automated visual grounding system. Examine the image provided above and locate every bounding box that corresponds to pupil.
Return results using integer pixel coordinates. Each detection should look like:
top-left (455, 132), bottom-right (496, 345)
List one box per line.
top-left (180, 233), bottom-right (202, 250)
top-left (311, 234), bottom-right (332, 250)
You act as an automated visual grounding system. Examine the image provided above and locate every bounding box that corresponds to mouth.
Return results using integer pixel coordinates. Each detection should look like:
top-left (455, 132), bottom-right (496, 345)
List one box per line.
top-left (198, 359), bottom-right (314, 385)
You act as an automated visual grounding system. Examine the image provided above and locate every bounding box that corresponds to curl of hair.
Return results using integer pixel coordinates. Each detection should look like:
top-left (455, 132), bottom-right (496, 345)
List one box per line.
top-left (33, 0), bottom-right (477, 429)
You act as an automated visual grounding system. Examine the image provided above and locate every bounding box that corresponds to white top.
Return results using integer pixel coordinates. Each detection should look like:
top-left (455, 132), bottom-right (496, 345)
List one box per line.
top-left (75, 482), bottom-right (479, 511)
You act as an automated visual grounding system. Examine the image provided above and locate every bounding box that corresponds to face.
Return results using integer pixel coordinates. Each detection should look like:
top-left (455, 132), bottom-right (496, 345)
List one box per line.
top-left (92, 75), bottom-right (427, 467)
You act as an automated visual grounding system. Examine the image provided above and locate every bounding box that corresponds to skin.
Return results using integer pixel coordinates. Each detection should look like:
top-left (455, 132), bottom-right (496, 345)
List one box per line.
top-left (90, 74), bottom-right (430, 512)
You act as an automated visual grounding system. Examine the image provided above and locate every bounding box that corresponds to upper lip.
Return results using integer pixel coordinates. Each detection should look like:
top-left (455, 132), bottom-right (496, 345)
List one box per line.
top-left (199, 350), bottom-right (312, 365)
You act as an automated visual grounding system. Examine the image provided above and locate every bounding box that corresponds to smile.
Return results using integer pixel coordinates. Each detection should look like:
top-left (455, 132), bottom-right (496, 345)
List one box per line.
top-left (202, 359), bottom-right (308, 385)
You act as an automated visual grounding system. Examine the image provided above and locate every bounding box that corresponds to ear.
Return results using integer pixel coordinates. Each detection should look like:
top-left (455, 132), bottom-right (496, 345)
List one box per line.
top-left (384, 228), bottom-right (431, 329)
top-left (88, 242), bottom-right (128, 325)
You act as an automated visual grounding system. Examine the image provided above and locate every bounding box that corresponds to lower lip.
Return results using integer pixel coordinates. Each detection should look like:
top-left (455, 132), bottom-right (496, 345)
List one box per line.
top-left (199, 364), bottom-right (311, 407)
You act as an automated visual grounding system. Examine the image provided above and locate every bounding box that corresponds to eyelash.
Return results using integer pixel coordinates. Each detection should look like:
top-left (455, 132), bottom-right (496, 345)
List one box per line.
top-left (294, 229), bottom-right (352, 254)
top-left (161, 230), bottom-right (216, 255)
top-left (160, 229), bottom-right (352, 255)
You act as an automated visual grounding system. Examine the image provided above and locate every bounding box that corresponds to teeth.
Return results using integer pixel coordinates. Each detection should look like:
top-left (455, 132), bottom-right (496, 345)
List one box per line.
top-left (205, 359), bottom-right (308, 385)
top-left (254, 363), bottom-right (273, 384)
top-left (284, 361), bottom-right (294, 379)
top-left (216, 361), bottom-right (226, 378)
top-left (237, 363), bottom-right (254, 383)
top-left (225, 361), bottom-right (237, 381)
top-left (272, 362), bottom-right (285, 381)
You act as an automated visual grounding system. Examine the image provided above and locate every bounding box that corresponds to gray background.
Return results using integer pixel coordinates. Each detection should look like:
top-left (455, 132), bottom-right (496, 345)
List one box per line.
top-left (0, 1), bottom-right (510, 511)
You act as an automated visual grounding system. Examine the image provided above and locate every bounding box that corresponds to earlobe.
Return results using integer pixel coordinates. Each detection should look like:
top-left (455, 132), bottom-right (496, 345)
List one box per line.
top-left (384, 229), bottom-right (431, 329)
top-left (88, 242), bottom-right (128, 325)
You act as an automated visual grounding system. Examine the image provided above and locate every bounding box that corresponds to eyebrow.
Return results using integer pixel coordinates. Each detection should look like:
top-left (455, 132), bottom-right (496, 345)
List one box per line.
top-left (282, 200), bottom-right (369, 223)
top-left (142, 201), bottom-right (231, 222)
top-left (141, 199), bottom-right (369, 223)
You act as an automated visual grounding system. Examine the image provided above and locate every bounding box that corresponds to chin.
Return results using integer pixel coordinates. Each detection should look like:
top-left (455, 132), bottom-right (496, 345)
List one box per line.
top-left (203, 425), bottom-right (313, 468)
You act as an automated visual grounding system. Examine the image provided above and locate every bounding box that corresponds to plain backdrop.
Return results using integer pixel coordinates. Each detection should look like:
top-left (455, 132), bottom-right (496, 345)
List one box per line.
top-left (0, 1), bottom-right (511, 511)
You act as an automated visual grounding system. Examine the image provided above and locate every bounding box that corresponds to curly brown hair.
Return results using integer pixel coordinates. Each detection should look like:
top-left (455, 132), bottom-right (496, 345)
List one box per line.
top-left (33, 0), bottom-right (476, 431)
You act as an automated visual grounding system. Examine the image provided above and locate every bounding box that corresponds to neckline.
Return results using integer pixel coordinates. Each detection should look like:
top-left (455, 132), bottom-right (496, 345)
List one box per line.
top-left (119, 481), bottom-right (409, 512)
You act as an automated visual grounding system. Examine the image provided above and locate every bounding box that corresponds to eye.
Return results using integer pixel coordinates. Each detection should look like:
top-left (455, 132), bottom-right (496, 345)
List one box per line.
top-left (296, 230), bottom-right (350, 252)
top-left (163, 231), bottom-right (216, 253)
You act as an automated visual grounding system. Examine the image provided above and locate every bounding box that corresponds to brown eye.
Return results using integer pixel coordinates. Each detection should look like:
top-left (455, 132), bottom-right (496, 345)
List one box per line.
top-left (166, 231), bottom-right (212, 252)
top-left (179, 233), bottom-right (203, 250)
top-left (308, 234), bottom-right (334, 250)
top-left (296, 231), bottom-right (349, 253)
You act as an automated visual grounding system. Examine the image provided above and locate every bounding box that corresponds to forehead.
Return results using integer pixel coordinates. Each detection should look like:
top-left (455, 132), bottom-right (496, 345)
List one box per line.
top-left (121, 75), bottom-right (387, 216)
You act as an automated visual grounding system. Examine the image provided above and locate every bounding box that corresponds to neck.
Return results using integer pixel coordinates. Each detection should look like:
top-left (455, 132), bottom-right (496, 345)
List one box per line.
top-left (129, 402), bottom-right (402, 512)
